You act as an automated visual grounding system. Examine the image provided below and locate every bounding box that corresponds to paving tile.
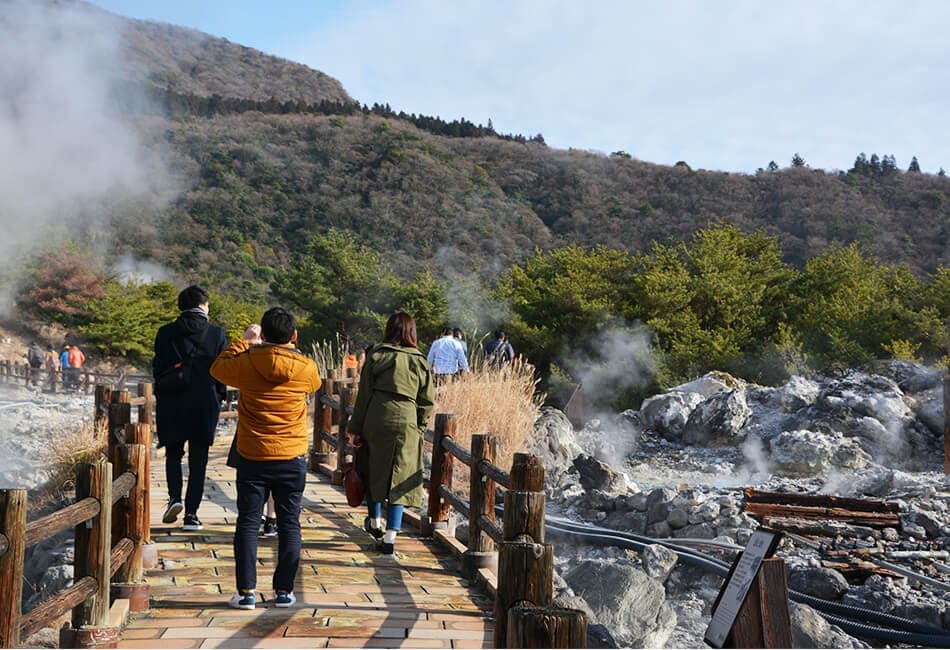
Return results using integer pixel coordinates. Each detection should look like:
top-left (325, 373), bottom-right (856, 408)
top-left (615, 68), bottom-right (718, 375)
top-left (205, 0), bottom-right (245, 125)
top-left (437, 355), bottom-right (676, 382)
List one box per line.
top-left (118, 640), bottom-right (199, 649)
top-left (201, 639), bottom-right (329, 649)
top-left (328, 639), bottom-right (450, 648)
top-left (409, 629), bottom-right (491, 641)
top-left (449, 640), bottom-right (491, 649)
top-left (127, 617), bottom-right (210, 629)
top-left (119, 627), bottom-right (164, 639)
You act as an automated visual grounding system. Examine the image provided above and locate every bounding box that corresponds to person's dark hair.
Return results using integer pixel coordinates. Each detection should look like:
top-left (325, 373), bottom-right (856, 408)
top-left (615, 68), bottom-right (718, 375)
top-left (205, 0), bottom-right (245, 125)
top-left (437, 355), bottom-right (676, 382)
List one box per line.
top-left (494, 329), bottom-right (507, 340)
top-left (384, 312), bottom-right (418, 348)
top-left (452, 327), bottom-right (464, 340)
top-left (442, 327), bottom-right (453, 336)
top-left (261, 307), bottom-right (296, 344)
top-left (178, 285), bottom-right (209, 311)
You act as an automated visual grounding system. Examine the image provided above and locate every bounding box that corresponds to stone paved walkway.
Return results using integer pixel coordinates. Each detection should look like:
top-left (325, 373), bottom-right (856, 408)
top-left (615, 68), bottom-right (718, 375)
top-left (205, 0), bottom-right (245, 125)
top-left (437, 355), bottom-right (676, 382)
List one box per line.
top-left (118, 443), bottom-right (494, 649)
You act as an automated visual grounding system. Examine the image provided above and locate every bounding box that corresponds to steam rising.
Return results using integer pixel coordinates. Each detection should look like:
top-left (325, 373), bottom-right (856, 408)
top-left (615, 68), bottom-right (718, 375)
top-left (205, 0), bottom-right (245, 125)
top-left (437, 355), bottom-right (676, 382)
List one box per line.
top-left (0, 0), bottom-right (169, 264)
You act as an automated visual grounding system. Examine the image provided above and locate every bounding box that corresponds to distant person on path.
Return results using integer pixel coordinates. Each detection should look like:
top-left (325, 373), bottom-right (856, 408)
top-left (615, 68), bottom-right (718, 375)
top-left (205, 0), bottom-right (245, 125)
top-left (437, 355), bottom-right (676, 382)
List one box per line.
top-left (452, 328), bottom-right (468, 355)
top-left (426, 327), bottom-right (469, 384)
top-left (59, 345), bottom-right (71, 387)
top-left (67, 344), bottom-right (85, 390)
top-left (484, 330), bottom-right (515, 368)
top-left (152, 285), bottom-right (227, 532)
top-left (43, 344), bottom-right (59, 386)
top-left (27, 342), bottom-right (43, 386)
top-left (211, 307), bottom-right (321, 610)
top-left (350, 312), bottom-right (435, 555)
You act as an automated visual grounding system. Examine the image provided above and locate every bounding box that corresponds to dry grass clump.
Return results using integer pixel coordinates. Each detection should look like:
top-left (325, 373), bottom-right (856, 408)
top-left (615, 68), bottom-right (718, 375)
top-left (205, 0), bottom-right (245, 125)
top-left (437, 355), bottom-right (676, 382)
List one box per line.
top-left (432, 358), bottom-right (544, 479)
top-left (31, 420), bottom-right (107, 512)
top-left (311, 335), bottom-right (350, 377)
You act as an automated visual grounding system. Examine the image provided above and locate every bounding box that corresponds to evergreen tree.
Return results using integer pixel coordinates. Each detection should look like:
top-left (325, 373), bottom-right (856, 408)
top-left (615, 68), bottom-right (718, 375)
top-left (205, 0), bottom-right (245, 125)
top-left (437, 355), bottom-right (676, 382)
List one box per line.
top-left (767, 161), bottom-right (779, 172)
top-left (850, 153), bottom-right (869, 175)
top-left (869, 153), bottom-right (881, 176)
top-left (881, 154), bottom-right (897, 176)
top-left (790, 153), bottom-right (806, 168)
top-left (908, 156), bottom-right (921, 173)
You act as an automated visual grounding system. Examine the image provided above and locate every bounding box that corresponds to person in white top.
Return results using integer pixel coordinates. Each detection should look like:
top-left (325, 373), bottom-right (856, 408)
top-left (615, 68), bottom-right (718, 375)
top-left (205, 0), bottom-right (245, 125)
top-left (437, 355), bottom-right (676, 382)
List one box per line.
top-left (426, 328), bottom-right (469, 384)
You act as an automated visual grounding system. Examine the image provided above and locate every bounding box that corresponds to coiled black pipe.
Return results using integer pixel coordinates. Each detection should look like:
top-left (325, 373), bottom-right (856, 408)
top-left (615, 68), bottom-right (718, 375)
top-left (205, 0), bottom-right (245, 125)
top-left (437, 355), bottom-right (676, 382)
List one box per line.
top-left (542, 516), bottom-right (950, 643)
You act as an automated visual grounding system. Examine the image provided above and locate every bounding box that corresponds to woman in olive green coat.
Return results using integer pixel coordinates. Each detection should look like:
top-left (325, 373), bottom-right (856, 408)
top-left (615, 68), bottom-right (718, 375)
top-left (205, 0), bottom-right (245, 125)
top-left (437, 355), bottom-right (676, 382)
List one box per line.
top-left (349, 312), bottom-right (435, 555)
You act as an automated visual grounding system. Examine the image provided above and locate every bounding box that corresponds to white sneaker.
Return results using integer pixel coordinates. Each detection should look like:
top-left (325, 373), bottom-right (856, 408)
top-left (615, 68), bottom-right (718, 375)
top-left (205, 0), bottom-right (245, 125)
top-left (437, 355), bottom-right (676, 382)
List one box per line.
top-left (229, 592), bottom-right (255, 610)
top-left (274, 591), bottom-right (296, 608)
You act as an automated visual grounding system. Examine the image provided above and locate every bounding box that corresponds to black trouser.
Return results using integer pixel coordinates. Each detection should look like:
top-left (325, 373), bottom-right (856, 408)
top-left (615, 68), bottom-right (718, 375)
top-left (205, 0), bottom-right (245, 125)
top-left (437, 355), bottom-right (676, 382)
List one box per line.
top-left (234, 455), bottom-right (306, 594)
top-left (164, 439), bottom-right (210, 515)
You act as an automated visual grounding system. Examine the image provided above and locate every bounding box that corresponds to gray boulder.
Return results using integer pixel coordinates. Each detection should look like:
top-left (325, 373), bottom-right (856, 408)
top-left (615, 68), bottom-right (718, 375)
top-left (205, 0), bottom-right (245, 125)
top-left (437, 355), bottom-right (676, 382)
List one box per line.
top-left (641, 544), bottom-right (678, 582)
top-left (640, 391), bottom-right (704, 439)
top-left (531, 407), bottom-right (583, 486)
top-left (682, 390), bottom-right (751, 445)
top-left (770, 429), bottom-right (871, 475)
top-left (646, 488), bottom-right (676, 524)
top-left (788, 566), bottom-right (850, 600)
top-left (563, 559), bottom-right (676, 648)
top-left (790, 602), bottom-right (869, 648)
top-left (573, 454), bottom-right (625, 492)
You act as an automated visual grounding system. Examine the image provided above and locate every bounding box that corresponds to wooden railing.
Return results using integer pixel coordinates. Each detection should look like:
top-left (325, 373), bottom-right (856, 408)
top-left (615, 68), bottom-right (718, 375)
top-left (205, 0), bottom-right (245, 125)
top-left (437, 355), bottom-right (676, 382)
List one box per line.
top-left (0, 360), bottom-right (151, 394)
top-left (309, 369), bottom-right (587, 649)
top-left (0, 387), bottom-right (152, 648)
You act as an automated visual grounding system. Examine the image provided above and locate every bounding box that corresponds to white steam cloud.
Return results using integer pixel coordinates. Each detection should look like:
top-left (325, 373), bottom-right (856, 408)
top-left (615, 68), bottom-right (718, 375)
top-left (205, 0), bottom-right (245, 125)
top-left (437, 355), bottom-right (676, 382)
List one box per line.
top-left (0, 0), bottom-right (170, 263)
top-left (562, 325), bottom-right (657, 410)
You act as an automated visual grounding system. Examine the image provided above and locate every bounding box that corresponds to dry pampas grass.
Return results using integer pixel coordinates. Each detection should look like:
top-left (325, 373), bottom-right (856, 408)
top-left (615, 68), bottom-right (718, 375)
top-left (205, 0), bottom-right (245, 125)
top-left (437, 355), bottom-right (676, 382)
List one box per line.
top-left (32, 419), bottom-right (107, 511)
top-left (432, 358), bottom-right (544, 480)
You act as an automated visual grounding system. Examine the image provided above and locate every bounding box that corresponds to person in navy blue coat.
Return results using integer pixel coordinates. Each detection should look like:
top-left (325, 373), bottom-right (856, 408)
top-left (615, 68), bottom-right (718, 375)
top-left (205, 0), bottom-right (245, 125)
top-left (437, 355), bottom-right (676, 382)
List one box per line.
top-left (152, 285), bottom-right (227, 531)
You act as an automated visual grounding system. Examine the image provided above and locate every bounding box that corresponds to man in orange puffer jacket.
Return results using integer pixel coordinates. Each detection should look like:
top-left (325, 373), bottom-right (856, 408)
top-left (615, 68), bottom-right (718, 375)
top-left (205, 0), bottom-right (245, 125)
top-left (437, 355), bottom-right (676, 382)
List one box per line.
top-left (210, 307), bottom-right (321, 610)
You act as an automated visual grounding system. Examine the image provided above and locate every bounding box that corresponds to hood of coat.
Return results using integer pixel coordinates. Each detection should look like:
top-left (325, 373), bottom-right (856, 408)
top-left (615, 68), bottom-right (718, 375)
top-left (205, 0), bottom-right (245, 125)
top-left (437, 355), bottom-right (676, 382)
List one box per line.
top-left (247, 345), bottom-right (310, 383)
top-left (175, 310), bottom-right (210, 336)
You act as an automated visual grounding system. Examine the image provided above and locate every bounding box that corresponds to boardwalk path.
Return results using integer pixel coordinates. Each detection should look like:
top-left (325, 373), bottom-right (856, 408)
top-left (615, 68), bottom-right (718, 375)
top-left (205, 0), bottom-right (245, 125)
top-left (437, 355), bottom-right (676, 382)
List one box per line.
top-left (117, 443), bottom-right (494, 649)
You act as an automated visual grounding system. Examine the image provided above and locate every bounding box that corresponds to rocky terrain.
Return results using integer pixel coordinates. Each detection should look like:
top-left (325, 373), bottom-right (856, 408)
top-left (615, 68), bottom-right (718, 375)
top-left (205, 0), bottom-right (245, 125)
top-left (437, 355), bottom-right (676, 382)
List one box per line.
top-left (529, 362), bottom-right (949, 648)
top-left (3, 361), bottom-right (948, 648)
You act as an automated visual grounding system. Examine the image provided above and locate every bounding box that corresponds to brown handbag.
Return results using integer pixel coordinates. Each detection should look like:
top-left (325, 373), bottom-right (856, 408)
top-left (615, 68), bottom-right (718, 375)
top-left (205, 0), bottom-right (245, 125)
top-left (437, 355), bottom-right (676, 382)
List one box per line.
top-left (341, 437), bottom-right (365, 507)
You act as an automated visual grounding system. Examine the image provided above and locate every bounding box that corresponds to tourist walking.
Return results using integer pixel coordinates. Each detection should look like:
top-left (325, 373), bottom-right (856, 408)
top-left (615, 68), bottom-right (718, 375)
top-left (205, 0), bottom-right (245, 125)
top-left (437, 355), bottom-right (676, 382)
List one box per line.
top-left (484, 330), bottom-right (515, 368)
top-left (58, 345), bottom-right (71, 387)
top-left (26, 342), bottom-right (43, 386)
top-left (211, 308), bottom-right (321, 610)
top-left (43, 344), bottom-right (59, 387)
top-left (350, 312), bottom-right (435, 555)
top-left (152, 285), bottom-right (227, 531)
top-left (426, 327), bottom-right (468, 384)
top-left (67, 344), bottom-right (85, 390)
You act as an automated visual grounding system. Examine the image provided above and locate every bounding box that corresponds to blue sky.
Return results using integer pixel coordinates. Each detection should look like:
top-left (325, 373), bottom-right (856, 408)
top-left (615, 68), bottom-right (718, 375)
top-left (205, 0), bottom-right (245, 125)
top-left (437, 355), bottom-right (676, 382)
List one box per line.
top-left (93, 1), bottom-right (950, 174)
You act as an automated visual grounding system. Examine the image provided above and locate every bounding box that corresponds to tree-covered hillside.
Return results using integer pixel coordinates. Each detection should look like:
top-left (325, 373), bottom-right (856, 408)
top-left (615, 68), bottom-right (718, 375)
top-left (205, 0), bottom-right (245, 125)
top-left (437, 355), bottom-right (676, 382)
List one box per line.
top-left (82, 7), bottom-right (949, 300)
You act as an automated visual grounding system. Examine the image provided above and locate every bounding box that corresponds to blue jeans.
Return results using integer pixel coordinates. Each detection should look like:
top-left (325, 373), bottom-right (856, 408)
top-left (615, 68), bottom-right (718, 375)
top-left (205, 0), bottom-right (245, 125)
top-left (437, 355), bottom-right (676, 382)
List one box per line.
top-left (234, 455), bottom-right (306, 593)
top-left (367, 502), bottom-right (404, 530)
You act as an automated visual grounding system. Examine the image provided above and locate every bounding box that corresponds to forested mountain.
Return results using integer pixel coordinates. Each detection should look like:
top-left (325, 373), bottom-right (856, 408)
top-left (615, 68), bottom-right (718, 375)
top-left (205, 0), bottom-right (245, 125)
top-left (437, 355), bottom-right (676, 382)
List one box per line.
top-left (94, 5), bottom-right (949, 301)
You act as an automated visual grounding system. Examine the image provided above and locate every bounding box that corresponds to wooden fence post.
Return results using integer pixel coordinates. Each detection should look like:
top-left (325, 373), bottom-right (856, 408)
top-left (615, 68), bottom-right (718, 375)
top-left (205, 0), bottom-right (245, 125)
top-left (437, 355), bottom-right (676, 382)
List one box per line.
top-left (0, 489), bottom-right (27, 648)
top-left (507, 606), bottom-right (588, 649)
top-left (311, 381), bottom-right (334, 471)
top-left (332, 386), bottom-right (357, 486)
top-left (496, 454), bottom-right (553, 649)
top-left (108, 391), bottom-right (132, 457)
top-left (111, 443), bottom-right (150, 612)
top-left (423, 414), bottom-right (456, 536)
top-left (71, 457), bottom-right (115, 646)
top-left (464, 434), bottom-right (498, 578)
top-left (717, 557), bottom-right (792, 648)
top-left (136, 382), bottom-right (154, 428)
top-left (94, 385), bottom-right (113, 435)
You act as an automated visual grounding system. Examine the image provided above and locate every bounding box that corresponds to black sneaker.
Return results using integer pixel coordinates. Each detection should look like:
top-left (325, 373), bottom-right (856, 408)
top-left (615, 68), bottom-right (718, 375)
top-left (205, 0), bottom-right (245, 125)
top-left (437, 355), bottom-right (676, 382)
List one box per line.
top-left (364, 516), bottom-right (384, 540)
top-left (182, 514), bottom-right (203, 531)
top-left (376, 541), bottom-right (395, 555)
top-left (162, 500), bottom-right (183, 524)
top-left (261, 517), bottom-right (277, 537)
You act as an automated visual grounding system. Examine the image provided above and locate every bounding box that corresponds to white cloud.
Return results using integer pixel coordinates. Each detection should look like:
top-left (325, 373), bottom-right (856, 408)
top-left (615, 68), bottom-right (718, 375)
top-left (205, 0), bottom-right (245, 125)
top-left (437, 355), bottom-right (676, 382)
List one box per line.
top-left (289, 0), bottom-right (950, 172)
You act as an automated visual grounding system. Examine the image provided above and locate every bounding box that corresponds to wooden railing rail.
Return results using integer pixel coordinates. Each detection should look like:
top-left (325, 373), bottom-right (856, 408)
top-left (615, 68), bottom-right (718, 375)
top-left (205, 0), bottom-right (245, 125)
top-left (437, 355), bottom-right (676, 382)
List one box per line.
top-left (0, 385), bottom-right (154, 648)
top-left (312, 368), bottom-right (586, 648)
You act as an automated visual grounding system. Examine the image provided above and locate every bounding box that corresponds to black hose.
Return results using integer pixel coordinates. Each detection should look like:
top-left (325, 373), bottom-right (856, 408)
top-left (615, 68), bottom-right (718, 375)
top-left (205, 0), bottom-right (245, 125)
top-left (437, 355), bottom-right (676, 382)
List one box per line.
top-left (821, 613), bottom-right (950, 648)
top-left (542, 516), bottom-right (950, 640)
